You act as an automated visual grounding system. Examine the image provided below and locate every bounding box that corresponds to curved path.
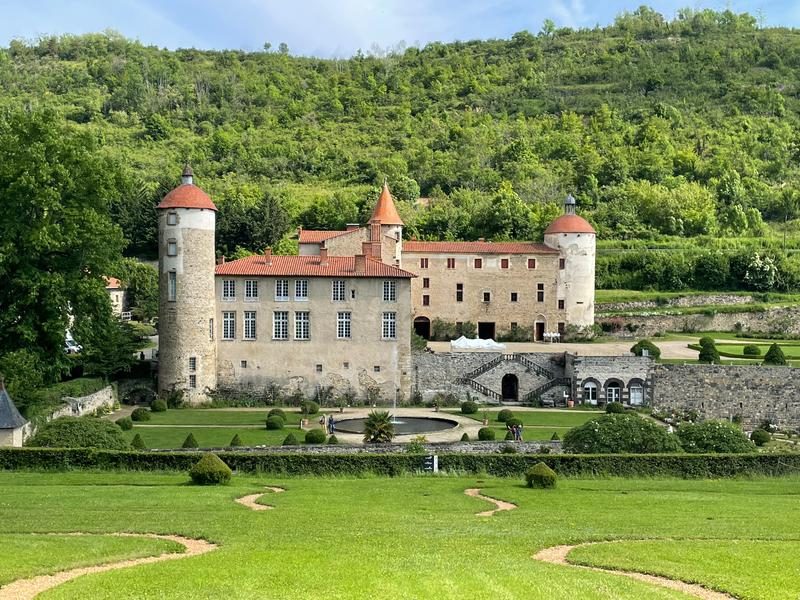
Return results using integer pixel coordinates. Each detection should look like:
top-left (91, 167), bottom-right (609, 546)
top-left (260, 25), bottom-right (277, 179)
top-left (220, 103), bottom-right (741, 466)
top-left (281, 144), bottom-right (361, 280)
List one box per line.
top-left (464, 488), bottom-right (517, 517)
top-left (0, 533), bottom-right (217, 600)
top-left (235, 486), bottom-right (285, 511)
top-left (532, 543), bottom-right (735, 600)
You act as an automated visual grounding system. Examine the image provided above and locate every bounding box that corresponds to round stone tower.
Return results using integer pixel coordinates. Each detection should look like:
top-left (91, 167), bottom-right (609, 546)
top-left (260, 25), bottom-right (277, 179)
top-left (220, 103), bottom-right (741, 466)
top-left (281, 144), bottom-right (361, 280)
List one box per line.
top-left (544, 194), bottom-right (596, 328)
top-left (157, 166), bottom-right (218, 403)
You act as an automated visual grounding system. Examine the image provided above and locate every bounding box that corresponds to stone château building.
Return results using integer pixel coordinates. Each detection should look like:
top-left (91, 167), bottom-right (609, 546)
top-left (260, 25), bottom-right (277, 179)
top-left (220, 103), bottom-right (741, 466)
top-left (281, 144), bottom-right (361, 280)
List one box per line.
top-left (157, 168), bottom-right (596, 404)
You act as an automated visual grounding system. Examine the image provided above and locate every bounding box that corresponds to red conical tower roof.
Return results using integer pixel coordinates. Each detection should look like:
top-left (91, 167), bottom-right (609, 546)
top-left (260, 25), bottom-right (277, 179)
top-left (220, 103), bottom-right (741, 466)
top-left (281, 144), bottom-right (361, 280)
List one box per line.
top-left (157, 165), bottom-right (217, 211)
top-left (370, 182), bottom-right (404, 226)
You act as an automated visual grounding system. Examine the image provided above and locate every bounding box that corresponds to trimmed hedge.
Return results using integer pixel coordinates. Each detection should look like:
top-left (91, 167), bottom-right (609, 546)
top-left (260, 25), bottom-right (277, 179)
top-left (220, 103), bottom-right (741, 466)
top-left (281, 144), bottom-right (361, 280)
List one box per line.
top-left (526, 461), bottom-right (557, 488)
top-left (267, 408), bottom-right (286, 419)
top-left (478, 427), bottom-right (496, 441)
top-left (460, 401), bottom-right (478, 415)
top-left (266, 416), bottom-right (285, 430)
top-left (131, 408), bottom-right (151, 422)
top-left (189, 453), bottom-right (232, 485)
top-left (3, 448), bottom-right (800, 478)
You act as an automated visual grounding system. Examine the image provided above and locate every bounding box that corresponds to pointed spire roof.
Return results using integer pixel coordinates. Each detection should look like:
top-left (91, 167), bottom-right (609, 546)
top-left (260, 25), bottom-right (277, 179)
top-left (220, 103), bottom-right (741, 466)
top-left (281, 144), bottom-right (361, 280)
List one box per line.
top-left (370, 181), bottom-right (404, 226)
top-left (0, 380), bottom-right (27, 429)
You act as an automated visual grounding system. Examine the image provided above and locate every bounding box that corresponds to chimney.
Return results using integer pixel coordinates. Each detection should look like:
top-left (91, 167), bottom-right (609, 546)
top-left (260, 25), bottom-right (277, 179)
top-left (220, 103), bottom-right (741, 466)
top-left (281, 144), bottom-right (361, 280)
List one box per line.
top-left (319, 248), bottom-right (328, 266)
top-left (354, 254), bottom-right (366, 274)
top-left (362, 241), bottom-right (372, 256)
top-left (217, 255), bottom-right (226, 265)
top-left (264, 248), bottom-right (272, 265)
top-left (478, 237), bottom-right (485, 242)
top-left (346, 223), bottom-right (360, 231)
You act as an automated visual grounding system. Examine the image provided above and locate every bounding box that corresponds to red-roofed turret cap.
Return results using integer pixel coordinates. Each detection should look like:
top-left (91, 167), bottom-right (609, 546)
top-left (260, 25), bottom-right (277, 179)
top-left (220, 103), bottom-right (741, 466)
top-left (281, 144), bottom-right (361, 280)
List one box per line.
top-left (157, 165), bottom-right (217, 211)
top-left (544, 193), bottom-right (595, 234)
top-left (369, 181), bottom-right (404, 226)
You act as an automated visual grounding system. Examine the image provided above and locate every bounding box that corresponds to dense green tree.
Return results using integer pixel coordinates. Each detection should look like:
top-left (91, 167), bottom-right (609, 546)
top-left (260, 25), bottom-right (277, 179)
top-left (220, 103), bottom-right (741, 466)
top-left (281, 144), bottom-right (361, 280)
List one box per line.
top-left (677, 421), bottom-right (755, 453)
top-left (763, 343), bottom-right (787, 366)
top-left (114, 259), bottom-right (158, 321)
top-left (563, 413), bottom-right (682, 454)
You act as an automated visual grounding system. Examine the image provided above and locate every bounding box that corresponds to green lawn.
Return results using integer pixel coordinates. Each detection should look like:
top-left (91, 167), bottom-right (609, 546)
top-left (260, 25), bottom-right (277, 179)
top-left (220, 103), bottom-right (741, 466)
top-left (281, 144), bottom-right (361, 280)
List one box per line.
top-left (143, 409), bottom-right (309, 426)
top-left (125, 426), bottom-right (306, 449)
top-left (570, 539), bottom-right (800, 599)
top-left (445, 409), bottom-right (600, 441)
top-left (2, 472), bottom-right (800, 598)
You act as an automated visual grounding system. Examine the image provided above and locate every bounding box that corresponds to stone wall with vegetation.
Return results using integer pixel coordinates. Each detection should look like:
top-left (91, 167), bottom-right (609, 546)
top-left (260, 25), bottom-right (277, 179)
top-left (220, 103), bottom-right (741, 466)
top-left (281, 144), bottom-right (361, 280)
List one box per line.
top-left (651, 364), bottom-right (800, 430)
top-left (22, 385), bottom-right (117, 441)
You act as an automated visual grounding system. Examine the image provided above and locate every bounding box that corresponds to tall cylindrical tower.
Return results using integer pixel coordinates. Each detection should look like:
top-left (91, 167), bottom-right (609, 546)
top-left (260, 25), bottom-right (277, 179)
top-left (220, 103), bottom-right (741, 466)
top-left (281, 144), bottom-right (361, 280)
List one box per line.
top-left (157, 166), bottom-right (218, 403)
top-left (544, 194), bottom-right (596, 328)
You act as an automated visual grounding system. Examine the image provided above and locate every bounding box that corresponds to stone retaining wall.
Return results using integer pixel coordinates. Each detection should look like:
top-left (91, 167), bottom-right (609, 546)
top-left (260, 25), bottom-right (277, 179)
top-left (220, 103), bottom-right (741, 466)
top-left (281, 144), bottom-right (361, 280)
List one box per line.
top-left (597, 294), bottom-right (754, 313)
top-left (153, 440), bottom-right (562, 454)
top-left (22, 385), bottom-right (117, 441)
top-left (567, 355), bottom-right (653, 404)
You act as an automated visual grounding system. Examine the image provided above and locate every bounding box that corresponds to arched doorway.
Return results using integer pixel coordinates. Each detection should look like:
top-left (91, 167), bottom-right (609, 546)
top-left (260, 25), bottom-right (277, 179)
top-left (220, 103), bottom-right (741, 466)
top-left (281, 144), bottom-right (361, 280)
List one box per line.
top-left (605, 380), bottom-right (622, 404)
top-left (502, 374), bottom-right (519, 401)
top-left (414, 316), bottom-right (431, 340)
top-left (583, 381), bottom-right (598, 405)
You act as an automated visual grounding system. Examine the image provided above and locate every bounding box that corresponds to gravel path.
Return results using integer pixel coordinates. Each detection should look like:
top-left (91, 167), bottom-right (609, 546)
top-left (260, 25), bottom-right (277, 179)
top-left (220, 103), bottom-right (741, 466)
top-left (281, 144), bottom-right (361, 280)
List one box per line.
top-left (464, 488), bottom-right (518, 517)
top-left (235, 486), bottom-right (285, 511)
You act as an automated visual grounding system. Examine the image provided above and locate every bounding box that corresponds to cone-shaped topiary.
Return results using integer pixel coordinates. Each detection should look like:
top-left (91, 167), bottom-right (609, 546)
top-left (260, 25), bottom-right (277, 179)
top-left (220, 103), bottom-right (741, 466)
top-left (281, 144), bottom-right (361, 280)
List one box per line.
top-left (504, 430), bottom-right (514, 441)
top-left (229, 434), bottom-right (243, 447)
top-left (550, 432), bottom-right (560, 441)
top-left (327, 434), bottom-right (339, 444)
top-left (189, 453), bottom-right (232, 485)
top-left (763, 343), bottom-right (787, 366)
top-left (478, 427), bottom-right (496, 441)
top-left (460, 432), bottom-right (470, 441)
top-left (182, 433), bottom-right (199, 448)
top-left (130, 433), bottom-right (146, 450)
top-left (282, 433), bottom-right (298, 446)
top-left (525, 461), bottom-right (557, 489)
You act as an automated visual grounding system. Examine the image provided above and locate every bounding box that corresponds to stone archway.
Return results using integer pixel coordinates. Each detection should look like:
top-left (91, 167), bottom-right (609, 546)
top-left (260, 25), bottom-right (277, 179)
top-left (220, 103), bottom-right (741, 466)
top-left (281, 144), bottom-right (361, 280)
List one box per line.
top-left (502, 374), bottom-right (519, 401)
top-left (414, 316), bottom-right (431, 340)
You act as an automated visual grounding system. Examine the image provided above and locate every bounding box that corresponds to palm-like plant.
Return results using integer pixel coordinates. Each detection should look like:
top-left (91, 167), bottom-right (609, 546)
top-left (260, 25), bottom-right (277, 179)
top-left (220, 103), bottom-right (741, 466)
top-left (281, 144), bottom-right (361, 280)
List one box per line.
top-left (362, 410), bottom-right (395, 443)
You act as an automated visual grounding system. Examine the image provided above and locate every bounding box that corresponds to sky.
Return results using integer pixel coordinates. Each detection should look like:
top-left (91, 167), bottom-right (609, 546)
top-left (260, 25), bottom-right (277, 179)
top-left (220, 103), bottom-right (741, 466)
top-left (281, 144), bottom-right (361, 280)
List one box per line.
top-left (0, 0), bottom-right (798, 58)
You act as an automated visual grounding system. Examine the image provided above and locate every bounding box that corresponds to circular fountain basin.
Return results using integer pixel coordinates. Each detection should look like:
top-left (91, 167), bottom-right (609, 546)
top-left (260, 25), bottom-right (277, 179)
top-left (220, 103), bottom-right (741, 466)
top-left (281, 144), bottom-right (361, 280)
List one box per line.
top-left (333, 416), bottom-right (458, 436)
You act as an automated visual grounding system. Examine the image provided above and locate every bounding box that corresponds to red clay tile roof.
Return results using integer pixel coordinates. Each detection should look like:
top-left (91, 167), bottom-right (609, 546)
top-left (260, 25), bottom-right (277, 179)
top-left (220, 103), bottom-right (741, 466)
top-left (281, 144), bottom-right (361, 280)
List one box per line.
top-left (104, 276), bottom-right (122, 289)
top-left (215, 255), bottom-right (415, 278)
top-left (544, 214), bottom-right (596, 234)
top-left (370, 183), bottom-right (404, 226)
top-left (157, 184), bottom-right (217, 211)
top-left (402, 241), bottom-right (558, 254)
top-left (298, 230), bottom-right (352, 244)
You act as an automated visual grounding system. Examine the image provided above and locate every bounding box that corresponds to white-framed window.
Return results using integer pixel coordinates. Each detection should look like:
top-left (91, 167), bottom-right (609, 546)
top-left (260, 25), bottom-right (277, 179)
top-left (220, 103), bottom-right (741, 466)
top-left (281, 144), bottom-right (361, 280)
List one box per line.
top-left (337, 312), bottom-right (351, 339)
top-left (275, 279), bottom-right (289, 301)
top-left (273, 311), bottom-right (289, 340)
top-left (295, 279), bottom-right (309, 301)
top-left (167, 240), bottom-right (177, 256)
top-left (189, 374), bottom-right (197, 389)
top-left (167, 212), bottom-right (177, 226)
top-left (245, 280), bottom-right (258, 301)
top-left (382, 312), bottom-right (397, 340)
top-left (222, 280), bottom-right (236, 301)
top-left (630, 384), bottom-right (644, 406)
top-left (383, 280), bottom-right (396, 302)
top-left (188, 357), bottom-right (197, 371)
top-left (295, 311), bottom-right (310, 340)
top-left (606, 382), bottom-right (621, 403)
top-left (583, 381), bottom-right (598, 405)
top-left (168, 271), bottom-right (177, 301)
top-left (244, 311), bottom-right (257, 340)
top-left (222, 311), bottom-right (236, 340)
top-left (332, 280), bottom-right (346, 302)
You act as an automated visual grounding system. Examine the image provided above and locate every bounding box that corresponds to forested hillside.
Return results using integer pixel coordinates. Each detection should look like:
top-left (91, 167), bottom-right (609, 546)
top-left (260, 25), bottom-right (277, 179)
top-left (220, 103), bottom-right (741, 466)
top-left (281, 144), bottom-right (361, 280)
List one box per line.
top-left (3, 8), bottom-right (800, 279)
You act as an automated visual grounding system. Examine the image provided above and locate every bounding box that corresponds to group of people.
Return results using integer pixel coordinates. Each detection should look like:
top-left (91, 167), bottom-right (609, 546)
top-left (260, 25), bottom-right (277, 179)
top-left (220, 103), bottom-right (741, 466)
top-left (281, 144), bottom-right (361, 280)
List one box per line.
top-left (507, 422), bottom-right (523, 441)
top-left (319, 414), bottom-right (336, 434)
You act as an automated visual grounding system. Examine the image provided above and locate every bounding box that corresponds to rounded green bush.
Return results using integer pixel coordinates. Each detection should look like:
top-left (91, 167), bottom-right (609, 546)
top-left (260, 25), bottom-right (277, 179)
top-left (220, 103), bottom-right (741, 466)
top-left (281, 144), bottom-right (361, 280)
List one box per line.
top-left (305, 428), bottom-right (327, 444)
top-left (606, 402), bottom-right (625, 414)
top-left (27, 417), bottom-right (129, 450)
top-left (460, 432), bottom-right (470, 441)
top-left (763, 343), bottom-right (787, 366)
top-left (327, 434), bottom-right (339, 444)
top-left (699, 336), bottom-right (716, 347)
top-left (497, 409), bottom-right (514, 423)
top-left (300, 400), bottom-right (320, 416)
top-left (181, 433), bottom-right (199, 448)
top-left (525, 461), bottom-right (557, 489)
top-left (130, 433), bottom-right (146, 450)
top-left (282, 433), bottom-right (298, 446)
top-left (750, 429), bottom-right (771, 447)
top-left (229, 434), bottom-right (243, 447)
top-left (500, 444), bottom-right (517, 454)
top-left (630, 339), bottom-right (661, 360)
top-left (115, 416), bottom-right (133, 431)
top-left (563, 413), bottom-right (682, 454)
top-left (506, 417), bottom-right (523, 428)
top-left (150, 398), bottom-right (167, 412)
top-left (478, 427), bottom-right (496, 441)
top-left (460, 401), bottom-right (478, 415)
top-left (743, 344), bottom-right (761, 357)
top-left (189, 453), bottom-right (232, 485)
top-left (130, 407), bottom-right (151, 422)
top-left (267, 408), bottom-right (286, 419)
top-left (266, 415), bottom-right (286, 430)
top-left (677, 420), bottom-right (755, 453)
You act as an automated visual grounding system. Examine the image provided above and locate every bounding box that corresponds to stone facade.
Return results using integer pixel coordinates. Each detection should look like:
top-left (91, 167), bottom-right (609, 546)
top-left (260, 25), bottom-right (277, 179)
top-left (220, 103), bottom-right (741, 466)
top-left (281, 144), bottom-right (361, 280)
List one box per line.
top-left (597, 294), bottom-right (755, 313)
top-left (566, 355), bottom-right (653, 405)
top-left (651, 364), bottom-right (800, 430)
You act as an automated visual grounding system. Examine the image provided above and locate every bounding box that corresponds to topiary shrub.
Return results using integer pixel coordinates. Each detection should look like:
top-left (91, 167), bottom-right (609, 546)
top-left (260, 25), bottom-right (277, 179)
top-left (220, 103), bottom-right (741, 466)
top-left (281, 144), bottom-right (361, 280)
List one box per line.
top-left (497, 409), bottom-right (514, 423)
top-left (116, 416), bottom-right (133, 431)
top-left (131, 407), bottom-right (151, 422)
top-left (460, 432), bottom-right (470, 441)
top-left (282, 433), bottom-right (298, 446)
top-left (563, 413), bottom-right (682, 454)
top-left (750, 429), bottom-right (771, 447)
top-left (698, 336), bottom-right (716, 347)
top-left (505, 417), bottom-right (523, 428)
top-left (27, 417), bottom-right (129, 450)
top-left (266, 415), bottom-right (285, 430)
top-left (267, 408), bottom-right (286, 420)
top-left (182, 433), bottom-right (199, 448)
top-left (460, 401), bottom-right (478, 415)
top-left (500, 444), bottom-right (517, 454)
top-left (525, 461), bottom-right (557, 489)
top-left (698, 338), bottom-right (720, 364)
top-left (606, 402), bottom-right (625, 414)
top-left (300, 400), bottom-right (320, 416)
top-left (504, 430), bottom-right (514, 441)
top-left (305, 428), bottom-right (327, 444)
top-left (189, 453), bottom-right (232, 485)
top-left (229, 434), bottom-right (243, 447)
top-left (130, 433), bottom-right (146, 450)
top-left (677, 420), bottom-right (755, 453)
top-left (630, 339), bottom-right (661, 360)
top-left (743, 344), bottom-right (762, 357)
top-left (150, 398), bottom-right (167, 412)
top-left (763, 343), bottom-right (787, 366)
top-left (550, 432), bottom-right (560, 441)
top-left (327, 434), bottom-right (339, 445)
top-left (478, 427), bottom-right (496, 441)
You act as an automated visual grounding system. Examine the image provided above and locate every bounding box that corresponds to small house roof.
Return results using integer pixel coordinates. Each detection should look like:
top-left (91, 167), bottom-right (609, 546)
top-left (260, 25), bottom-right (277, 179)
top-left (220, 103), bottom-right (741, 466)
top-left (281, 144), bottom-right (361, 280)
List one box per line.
top-left (0, 383), bottom-right (27, 429)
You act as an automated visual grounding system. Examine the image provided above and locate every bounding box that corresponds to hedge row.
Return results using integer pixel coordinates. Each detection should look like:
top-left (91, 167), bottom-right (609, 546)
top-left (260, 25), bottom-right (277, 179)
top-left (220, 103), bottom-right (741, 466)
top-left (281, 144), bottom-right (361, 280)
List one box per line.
top-left (3, 448), bottom-right (800, 478)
